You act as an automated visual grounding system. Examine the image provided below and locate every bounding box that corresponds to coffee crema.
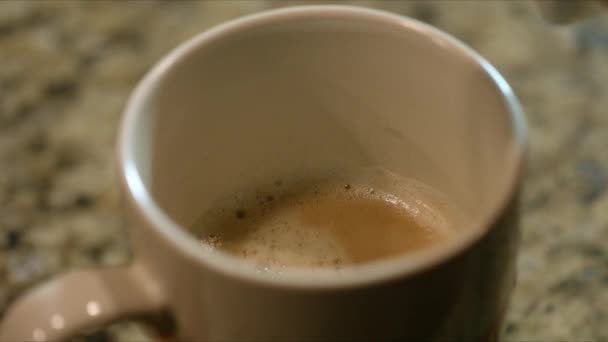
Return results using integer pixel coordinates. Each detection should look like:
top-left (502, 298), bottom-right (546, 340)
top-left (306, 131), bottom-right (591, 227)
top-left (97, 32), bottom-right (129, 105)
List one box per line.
top-left (191, 169), bottom-right (460, 271)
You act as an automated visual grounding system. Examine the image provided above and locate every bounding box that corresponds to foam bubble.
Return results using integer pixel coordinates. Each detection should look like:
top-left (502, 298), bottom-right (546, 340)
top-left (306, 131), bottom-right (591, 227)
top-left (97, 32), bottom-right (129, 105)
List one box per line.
top-left (193, 167), bottom-right (463, 271)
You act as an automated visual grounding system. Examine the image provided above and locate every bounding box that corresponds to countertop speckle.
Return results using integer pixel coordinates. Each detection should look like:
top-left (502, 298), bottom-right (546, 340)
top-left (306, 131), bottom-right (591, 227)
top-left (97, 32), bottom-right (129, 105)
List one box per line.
top-left (1, 1), bottom-right (608, 341)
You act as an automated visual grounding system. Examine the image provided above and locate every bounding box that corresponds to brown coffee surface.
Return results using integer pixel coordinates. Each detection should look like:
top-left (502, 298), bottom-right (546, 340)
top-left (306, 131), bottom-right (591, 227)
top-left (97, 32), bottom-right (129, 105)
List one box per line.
top-left (192, 169), bottom-right (459, 270)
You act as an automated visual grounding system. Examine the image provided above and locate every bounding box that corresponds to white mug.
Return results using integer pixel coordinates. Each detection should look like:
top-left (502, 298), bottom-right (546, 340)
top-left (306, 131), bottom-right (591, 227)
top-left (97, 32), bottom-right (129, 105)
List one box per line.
top-left (0, 5), bottom-right (526, 341)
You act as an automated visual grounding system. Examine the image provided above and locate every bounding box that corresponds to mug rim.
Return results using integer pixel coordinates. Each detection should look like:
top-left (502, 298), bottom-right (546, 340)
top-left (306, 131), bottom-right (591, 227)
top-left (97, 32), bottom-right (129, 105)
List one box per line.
top-left (118, 5), bottom-right (527, 289)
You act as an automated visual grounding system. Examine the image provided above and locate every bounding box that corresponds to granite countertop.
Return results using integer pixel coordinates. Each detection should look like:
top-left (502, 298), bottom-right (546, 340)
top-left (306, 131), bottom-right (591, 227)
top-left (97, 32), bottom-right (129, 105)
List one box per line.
top-left (1, 1), bottom-right (607, 341)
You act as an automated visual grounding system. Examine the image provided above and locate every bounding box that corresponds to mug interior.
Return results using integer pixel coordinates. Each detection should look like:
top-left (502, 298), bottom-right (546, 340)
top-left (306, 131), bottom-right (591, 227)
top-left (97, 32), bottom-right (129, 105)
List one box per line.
top-left (120, 6), bottom-right (525, 283)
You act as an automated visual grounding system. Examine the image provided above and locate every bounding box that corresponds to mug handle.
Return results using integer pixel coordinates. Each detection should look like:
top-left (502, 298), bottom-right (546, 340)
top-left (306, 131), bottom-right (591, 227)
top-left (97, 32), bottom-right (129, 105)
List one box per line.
top-left (0, 263), bottom-right (167, 341)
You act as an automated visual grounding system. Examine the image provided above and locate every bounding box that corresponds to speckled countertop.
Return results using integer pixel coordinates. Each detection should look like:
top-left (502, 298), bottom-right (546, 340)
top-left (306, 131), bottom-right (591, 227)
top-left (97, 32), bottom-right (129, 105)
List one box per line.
top-left (1, 1), bottom-right (607, 341)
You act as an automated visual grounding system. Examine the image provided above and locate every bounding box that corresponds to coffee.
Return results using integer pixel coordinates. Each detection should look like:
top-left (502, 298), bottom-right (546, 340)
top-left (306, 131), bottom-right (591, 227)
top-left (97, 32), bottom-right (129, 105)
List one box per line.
top-left (192, 169), bottom-right (460, 271)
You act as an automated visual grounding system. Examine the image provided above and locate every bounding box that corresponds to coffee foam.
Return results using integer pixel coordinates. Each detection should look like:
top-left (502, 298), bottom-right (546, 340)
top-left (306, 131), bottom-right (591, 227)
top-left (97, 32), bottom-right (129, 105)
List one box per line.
top-left (191, 168), bottom-right (461, 271)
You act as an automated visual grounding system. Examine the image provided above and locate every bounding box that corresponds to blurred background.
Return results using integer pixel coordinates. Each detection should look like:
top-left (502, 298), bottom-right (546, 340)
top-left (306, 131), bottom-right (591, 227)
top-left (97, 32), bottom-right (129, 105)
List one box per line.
top-left (0, 1), bottom-right (607, 341)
